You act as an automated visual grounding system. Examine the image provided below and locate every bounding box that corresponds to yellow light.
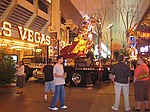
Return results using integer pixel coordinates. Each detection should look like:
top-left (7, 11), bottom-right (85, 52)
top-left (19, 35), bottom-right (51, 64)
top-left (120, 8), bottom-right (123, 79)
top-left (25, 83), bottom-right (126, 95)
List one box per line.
top-left (36, 49), bottom-right (42, 52)
top-left (10, 46), bottom-right (26, 49)
top-left (91, 14), bottom-right (95, 18)
top-left (107, 23), bottom-right (113, 28)
top-left (26, 47), bottom-right (35, 50)
top-left (0, 44), bottom-right (7, 46)
top-left (3, 39), bottom-right (12, 42)
top-left (13, 41), bottom-right (25, 44)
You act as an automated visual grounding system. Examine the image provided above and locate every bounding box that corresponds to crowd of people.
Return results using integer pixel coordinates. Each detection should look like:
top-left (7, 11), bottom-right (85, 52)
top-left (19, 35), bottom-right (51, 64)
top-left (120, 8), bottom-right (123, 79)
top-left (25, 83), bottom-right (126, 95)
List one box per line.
top-left (15, 55), bottom-right (150, 111)
top-left (15, 56), bottom-right (67, 111)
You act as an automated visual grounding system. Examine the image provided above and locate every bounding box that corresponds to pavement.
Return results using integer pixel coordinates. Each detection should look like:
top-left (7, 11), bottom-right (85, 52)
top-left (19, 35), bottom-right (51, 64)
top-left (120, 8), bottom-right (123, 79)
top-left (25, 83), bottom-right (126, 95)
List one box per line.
top-left (0, 78), bottom-right (150, 112)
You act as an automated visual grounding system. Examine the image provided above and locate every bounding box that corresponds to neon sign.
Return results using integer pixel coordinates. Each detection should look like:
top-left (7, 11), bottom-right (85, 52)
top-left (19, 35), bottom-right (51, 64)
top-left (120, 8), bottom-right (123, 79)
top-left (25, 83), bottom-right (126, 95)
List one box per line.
top-left (1, 21), bottom-right (51, 45)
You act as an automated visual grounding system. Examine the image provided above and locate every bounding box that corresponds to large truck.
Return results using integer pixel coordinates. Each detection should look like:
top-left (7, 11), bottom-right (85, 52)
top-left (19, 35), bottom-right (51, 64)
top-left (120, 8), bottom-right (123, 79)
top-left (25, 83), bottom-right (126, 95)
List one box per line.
top-left (22, 56), bottom-right (46, 81)
top-left (32, 56), bottom-right (103, 87)
top-left (59, 36), bottom-right (104, 86)
top-left (33, 39), bottom-right (104, 86)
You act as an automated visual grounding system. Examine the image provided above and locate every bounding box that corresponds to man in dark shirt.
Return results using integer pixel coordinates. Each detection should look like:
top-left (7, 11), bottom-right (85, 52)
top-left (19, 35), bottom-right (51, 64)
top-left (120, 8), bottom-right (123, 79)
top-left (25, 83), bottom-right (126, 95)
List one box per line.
top-left (42, 59), bottom-right (55, 102)
top-left (111, 55), bottom-right (132, 111)
top-left (86, 48), bottom-right (94, 63)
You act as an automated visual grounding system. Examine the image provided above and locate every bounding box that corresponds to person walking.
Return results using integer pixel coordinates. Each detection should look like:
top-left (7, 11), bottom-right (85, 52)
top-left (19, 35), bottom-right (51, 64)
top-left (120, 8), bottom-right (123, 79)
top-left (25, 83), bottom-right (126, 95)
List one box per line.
top-left (16, 61), bottom-right (26, 94)
top-left (133, 56), bottom-right (150, 111)
top-left (49, 55), bottom-right (67, 111)
top-left (111, 55), bottom-right (132, 111)
top-left (42, 58), bottom-right (55, 102)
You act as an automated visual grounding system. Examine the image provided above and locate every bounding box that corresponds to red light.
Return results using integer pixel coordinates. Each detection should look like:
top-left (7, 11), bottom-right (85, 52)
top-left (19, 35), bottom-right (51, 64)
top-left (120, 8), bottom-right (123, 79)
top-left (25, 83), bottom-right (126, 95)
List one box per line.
top-left (98, 68), bottom-right (101, 71)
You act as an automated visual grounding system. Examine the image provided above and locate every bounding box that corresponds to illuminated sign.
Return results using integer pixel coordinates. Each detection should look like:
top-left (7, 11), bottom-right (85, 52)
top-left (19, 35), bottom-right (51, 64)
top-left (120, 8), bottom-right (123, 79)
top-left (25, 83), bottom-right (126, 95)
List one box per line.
top-left (141, 32), bottom-right (150, 38)
top-left (140, 46), bottom-right (149, 53)
top-left (137, 31), bottom-right (150, 38)
top-left (2, 21), bottom-right (12, 37)
top-left (46, 0), bottom-right (51, 3)
top-left (130, 36), bottom-right (137, 48)
top-left (1, 21), bottom-right (51, 45)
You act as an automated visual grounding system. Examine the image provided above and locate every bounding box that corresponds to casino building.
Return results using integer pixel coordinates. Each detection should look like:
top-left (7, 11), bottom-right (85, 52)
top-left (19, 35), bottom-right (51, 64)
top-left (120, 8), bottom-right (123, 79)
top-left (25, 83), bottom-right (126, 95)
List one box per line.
top-left (0, 0), bottom-right (82, 66)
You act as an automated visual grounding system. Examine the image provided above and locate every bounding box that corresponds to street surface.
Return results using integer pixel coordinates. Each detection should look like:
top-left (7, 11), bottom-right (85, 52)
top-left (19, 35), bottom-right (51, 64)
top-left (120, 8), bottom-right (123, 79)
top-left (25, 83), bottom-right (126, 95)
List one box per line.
top-left (0, 78), bottom-right (150, 112)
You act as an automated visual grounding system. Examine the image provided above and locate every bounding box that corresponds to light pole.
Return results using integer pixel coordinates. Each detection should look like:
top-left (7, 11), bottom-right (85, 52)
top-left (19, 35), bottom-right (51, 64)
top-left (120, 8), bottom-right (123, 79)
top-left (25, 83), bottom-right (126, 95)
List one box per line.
top-left (98, 24), bottom-right (102, 66)
top-left (57, 39), bottom-right (60, 56)
top-left (107, 23), bottom-right (113, 66)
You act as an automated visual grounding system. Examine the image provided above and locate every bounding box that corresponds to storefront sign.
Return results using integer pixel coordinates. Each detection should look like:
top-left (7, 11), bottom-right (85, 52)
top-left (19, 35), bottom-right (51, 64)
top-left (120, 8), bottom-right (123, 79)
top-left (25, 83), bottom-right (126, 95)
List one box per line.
top-left (137, 31), bottom-right (150, 38)
top-left (1, 21), bottom-right (51, 45)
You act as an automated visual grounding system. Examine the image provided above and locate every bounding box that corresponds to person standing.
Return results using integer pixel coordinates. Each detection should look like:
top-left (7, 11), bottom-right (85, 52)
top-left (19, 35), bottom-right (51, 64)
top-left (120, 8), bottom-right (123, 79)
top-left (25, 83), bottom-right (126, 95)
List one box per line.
top-left (86, 48), bottom-right (94, 64)
top-left (111, 55), bottom-right (132, 111)
top-left (133, 56), bottom-right (149, 111)
top-left (49, 55), bottom-right (67, 111)
top-left (16, 61), bottom-right (26, 94)
top-left (42, 59), bottom-right (55, 102)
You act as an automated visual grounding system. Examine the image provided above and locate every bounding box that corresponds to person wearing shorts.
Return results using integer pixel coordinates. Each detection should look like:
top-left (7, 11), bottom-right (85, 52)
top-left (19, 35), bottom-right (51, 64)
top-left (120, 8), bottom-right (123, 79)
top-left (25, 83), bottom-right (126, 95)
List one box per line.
top-left (133, 56), bottom-right (150, 111)
top-left (42, 59), bottom-right (55, 102)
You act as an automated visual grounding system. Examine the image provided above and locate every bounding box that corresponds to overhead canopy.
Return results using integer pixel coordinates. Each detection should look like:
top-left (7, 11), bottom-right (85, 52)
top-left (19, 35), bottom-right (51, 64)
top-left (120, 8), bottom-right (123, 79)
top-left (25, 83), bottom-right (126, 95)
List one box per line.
top-left (70, 0), bottom-right (150, 49)
top-left (136, 5), bottom-right (150, 32)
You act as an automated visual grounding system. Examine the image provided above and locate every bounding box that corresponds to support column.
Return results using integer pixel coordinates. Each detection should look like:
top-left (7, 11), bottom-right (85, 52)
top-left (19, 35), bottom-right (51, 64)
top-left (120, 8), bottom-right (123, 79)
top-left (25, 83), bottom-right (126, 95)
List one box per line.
top-left (51, 0), bottom-right (61, 40)
top-left (25, 0), bottom-right (38, 28)
top-left (66, 29), bottom-right (70, 44)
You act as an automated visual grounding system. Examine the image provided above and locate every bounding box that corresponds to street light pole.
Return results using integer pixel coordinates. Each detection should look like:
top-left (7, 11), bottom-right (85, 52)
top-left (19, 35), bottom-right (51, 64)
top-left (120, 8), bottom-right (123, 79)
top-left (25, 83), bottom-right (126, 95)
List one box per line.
top-left (97, 23), bottom-right (102, 66)
top-left (110, 27), bottom-right (113, 66)
top-left (107, 23), bottom-right (113, 66)
top-left (57, 39), bottom-right (60, 56)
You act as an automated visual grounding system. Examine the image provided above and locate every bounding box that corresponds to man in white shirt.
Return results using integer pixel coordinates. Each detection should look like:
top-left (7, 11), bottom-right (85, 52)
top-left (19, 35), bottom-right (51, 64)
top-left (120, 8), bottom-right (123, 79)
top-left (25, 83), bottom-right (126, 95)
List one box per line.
top-left (49, 55), bottom-right (67, 111)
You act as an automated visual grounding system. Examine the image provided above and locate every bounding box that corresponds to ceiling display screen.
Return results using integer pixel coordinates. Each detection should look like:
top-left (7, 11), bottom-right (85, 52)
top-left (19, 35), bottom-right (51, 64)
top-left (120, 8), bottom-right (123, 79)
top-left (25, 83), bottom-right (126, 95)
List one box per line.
top-left (140, 46), bottom-right (149, 52)
top-left (10, 55), bottom-right (18, 63)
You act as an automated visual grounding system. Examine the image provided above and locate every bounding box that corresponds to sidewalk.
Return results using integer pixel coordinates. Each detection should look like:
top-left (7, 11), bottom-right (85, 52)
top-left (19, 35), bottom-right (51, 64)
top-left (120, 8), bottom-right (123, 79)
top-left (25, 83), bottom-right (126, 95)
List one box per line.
top-left (0, 80), bottom-right (150, 112)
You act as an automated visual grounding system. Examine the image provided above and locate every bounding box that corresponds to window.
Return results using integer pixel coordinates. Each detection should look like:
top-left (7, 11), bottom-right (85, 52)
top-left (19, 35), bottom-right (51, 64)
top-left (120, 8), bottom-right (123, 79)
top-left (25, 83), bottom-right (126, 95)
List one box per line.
top-left (61, 17), bottom-right (66, 25)
top-left (38, 0), bottom-right (48, 13)
top-left (9, 55), bottom-right (18, 63)
top-left (26, 0), bottom-right (33, 4)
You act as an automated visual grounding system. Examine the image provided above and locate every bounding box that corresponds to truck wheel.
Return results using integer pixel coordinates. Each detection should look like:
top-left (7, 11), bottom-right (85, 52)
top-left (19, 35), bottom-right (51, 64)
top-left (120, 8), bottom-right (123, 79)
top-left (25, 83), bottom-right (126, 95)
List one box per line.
top-left (71, 72), bottom-right (85, 87)
top-left (25, 65), bottom-right (31, 81)
top-left (25, 75), bottom-right (30, 82)
top-left (65, 74), bottom-right (70, 84)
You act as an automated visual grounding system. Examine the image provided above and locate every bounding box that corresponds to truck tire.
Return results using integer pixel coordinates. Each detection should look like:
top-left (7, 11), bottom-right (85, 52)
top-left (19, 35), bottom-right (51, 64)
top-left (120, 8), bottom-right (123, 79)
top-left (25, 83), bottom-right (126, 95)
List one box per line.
top-left (65, 74), bottom-right (70, 84)
top-left (24, 65), bottom-right (31, 81)
top-left (70, 71), bottom-right (86, 87)
top-left (25, 75), bottom-right (30, 82)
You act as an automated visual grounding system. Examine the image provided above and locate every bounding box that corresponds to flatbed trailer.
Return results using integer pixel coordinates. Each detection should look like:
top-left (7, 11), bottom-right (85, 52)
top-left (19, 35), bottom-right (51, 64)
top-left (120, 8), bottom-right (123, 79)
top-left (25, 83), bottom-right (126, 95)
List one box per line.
top-left (64, 57), bottom-right (103, 86)
top-left (32, 57), bottom-right (103, 87)
top-left (64, 65), bottom-right (103, 86)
